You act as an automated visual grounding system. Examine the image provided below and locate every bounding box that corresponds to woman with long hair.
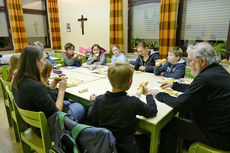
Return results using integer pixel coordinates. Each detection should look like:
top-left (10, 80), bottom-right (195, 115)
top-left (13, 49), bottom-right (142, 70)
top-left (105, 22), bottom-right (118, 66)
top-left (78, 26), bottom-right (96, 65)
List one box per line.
top-left (12, 46), bottom-right (67, 119)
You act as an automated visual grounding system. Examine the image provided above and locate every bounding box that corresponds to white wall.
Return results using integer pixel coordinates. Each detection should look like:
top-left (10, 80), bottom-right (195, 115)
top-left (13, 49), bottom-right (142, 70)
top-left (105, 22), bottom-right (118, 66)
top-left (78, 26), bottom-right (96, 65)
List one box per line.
top-left (58, 0), bottom-right (110, 51)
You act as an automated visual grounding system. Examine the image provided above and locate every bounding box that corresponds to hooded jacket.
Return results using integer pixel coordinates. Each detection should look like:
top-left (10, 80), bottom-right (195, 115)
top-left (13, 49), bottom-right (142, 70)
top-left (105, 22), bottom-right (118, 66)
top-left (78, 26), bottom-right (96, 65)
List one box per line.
top-left (154, 58), bottom-right (186, 79)
top-left (134, 50), bottom-right (160, 73)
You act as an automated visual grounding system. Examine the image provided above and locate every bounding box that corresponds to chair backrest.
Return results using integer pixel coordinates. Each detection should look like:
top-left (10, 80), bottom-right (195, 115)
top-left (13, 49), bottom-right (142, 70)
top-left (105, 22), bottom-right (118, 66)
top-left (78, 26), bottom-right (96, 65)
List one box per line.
top-left (1, 65), bottom-right (10, 81)
top-left (185, 67), bottom-right (195, 79)
top-left (50, 52), bottom-right (64, 59)
top-left (106, 57), bottom-right (111, 63)
top-left (6, 86), bottom-right (51, 153)
top-left (5, 85), bottom-right (15, 108)
top-left (0, 77), bottom-right (12, 101)
top-left (55, 60), bottom-right (64, 67)
top-left (1, 77), bottom-right (13, 127)
top-left (18, 107), bottom-right (51, 152)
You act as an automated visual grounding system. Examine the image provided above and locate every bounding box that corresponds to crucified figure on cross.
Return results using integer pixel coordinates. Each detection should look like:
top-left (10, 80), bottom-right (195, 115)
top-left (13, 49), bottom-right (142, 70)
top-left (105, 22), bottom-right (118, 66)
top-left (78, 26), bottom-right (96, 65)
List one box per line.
top-left (33, 21), bottom-right (38, 35)
top-left (78, 15), bottom-right (87, 35)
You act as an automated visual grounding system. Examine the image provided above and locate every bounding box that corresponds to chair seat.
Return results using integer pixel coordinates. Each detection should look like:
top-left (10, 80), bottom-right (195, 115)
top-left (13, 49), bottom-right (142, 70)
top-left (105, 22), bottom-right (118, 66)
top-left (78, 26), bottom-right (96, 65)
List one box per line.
top-left (189, 142), bottom-right (230, 153)
top-left (21, 128), bottom-right (43, 153)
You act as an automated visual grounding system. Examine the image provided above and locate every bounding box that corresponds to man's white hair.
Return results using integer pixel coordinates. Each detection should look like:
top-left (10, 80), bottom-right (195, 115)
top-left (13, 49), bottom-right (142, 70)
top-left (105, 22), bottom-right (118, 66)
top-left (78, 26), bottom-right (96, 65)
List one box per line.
top-left (187, 42), bottom-right (219, 65)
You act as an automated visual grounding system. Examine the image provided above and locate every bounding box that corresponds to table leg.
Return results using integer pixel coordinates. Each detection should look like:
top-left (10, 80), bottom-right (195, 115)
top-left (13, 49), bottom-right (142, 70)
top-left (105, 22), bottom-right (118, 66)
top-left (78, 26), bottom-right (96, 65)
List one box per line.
top-left (149, 126), bottom-right (161, 153)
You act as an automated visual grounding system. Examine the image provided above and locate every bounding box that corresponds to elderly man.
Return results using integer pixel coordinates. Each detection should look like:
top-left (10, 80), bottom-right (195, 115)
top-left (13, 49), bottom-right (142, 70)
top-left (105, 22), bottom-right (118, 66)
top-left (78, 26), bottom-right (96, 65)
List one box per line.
top-left (152, 42), bottom-right (230, 152)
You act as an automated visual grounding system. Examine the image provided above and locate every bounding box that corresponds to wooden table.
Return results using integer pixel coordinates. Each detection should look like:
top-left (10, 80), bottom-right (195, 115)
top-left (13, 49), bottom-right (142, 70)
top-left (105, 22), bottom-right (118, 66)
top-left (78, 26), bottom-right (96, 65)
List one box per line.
top-left (62, 66), bottom-right (176, 153)
top-left (61, 68), bottom-right (104, 84)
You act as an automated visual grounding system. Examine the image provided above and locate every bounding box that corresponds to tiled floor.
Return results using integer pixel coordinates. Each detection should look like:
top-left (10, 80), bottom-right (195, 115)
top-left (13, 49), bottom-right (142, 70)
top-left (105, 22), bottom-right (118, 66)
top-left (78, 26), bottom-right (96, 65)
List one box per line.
top-left (0, 94), bottom-right (22, 153)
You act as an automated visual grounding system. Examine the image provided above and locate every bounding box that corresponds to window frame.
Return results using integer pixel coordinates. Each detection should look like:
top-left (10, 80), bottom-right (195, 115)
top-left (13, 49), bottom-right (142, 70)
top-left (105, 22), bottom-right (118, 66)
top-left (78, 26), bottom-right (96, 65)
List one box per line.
top-left (176, 0), bottom-right (230, 55)
top-left (128, 0), bottom-right (230, 55)
top-left (0, 0), bottom-right (14, 51)
top-left (22, 0), bottom-right (51, 48)
top-left (128, 0), bottom-right (161, 52)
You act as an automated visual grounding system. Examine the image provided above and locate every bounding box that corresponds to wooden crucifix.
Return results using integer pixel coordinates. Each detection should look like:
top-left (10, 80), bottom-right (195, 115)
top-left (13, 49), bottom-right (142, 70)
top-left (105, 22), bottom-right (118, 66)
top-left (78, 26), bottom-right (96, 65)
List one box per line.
top-left (78, 15), bottom-right (87, 35)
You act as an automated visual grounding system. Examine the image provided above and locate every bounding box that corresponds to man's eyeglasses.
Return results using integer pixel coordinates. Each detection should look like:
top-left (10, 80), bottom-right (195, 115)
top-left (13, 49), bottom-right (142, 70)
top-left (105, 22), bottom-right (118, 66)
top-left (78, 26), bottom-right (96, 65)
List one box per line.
top-left (185, 58), bottom-right (200, 63)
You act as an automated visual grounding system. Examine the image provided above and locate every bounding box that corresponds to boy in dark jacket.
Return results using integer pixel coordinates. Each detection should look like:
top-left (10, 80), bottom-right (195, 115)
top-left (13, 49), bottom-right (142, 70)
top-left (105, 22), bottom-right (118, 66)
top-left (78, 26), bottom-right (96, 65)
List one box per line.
top-left (87, 62), bottom-right (158, 153)
top-left (154, 47), bottom-right (186, 79)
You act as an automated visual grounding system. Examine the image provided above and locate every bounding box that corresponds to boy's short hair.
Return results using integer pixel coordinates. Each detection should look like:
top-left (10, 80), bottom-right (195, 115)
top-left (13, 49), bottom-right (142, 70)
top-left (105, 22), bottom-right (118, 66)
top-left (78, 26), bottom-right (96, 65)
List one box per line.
top-left (168, 47), bottom-right (183, 57)
top-left (64, 42), bottom-right (75, 51)
top-left (108, 63), bottom-right (134, 89)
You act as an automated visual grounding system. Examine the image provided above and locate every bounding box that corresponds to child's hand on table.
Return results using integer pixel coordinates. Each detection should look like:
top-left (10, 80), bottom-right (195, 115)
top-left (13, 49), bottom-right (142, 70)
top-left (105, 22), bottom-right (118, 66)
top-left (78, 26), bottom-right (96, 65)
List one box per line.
top-left (90, 94), bottom-right (97, 101)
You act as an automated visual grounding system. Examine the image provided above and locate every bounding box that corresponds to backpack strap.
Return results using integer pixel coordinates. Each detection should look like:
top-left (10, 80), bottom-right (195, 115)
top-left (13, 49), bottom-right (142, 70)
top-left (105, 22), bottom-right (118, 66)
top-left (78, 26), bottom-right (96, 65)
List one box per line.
top-left (59, 112), bottom-right (68, 131)
top-left (71, 124), bottom-right (92, 140)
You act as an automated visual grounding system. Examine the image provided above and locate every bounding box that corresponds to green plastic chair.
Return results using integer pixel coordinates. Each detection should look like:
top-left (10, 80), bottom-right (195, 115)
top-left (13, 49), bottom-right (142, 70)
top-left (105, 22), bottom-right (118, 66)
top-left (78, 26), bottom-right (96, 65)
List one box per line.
top-left (185, 67), bottom-right (195, 79)
top-left (50, 52), bottom-right (64, 59)
top-left (12, 97), bottom-right (52, 153)
top-left (5, 85), bottom-right (20, 142)
top-left (106, 57), bottom-right (111, 63)
top-left (1, 65), bottom-right (10, 80)
top-left (55, 60), bottom-right (64, 67)
top-left (0, 78), bottom-right (13, 126)
top-left (188, 142), bottom-right (230, 153)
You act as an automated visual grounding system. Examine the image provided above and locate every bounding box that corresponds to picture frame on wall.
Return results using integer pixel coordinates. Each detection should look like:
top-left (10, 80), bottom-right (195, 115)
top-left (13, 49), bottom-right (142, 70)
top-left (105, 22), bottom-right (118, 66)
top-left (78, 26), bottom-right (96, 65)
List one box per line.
top-left (66, 23), bottom-right (71, 32)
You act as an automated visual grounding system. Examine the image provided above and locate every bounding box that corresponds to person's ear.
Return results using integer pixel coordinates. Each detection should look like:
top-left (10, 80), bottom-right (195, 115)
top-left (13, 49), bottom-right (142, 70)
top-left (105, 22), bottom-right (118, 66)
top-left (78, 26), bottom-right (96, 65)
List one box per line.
top-left (200, 58), bottom-right (206, 67)
top-left (127, 79), bottom-right (132, 87)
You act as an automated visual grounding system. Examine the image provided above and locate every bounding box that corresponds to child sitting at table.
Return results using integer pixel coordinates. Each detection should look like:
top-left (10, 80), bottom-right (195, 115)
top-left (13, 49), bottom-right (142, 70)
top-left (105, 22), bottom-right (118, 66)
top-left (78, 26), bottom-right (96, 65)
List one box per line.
top-left (154, 47), bottom-right (186, 79)
top-left (63, 42), bottom-right (82, 67)
top-left (34, 41), bottom-right (57, 67)
top-left (7, 55), bottom-right (19, 82)
top-left (87, 62), bottom-right (158, 153)
top-left (111, 44), bottom-right (126, 64)
top-left (134, 41), bottom-right (160, 73)
top-left (86, 44), bottom-right (106, 65)
top-left (42, 59), bottom-right (86, 122)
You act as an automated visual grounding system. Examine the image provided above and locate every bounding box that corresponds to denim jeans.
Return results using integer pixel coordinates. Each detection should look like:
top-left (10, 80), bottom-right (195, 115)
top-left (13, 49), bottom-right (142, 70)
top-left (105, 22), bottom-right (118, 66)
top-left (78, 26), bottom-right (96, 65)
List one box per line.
top-left (64, 101), bottom-right (86, 122)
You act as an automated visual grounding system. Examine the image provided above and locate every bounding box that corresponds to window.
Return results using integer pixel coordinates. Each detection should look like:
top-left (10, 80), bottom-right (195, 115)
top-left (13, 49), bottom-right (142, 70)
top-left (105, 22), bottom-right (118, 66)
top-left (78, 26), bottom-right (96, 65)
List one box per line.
top-left (128, 0), bottom-right (160, 52)
top-left (0, 0), bottom-right (14, 51)
top-left (180, 0), bottom-right (230, 45)
top-left (22, 0), bottom-right (50, 48)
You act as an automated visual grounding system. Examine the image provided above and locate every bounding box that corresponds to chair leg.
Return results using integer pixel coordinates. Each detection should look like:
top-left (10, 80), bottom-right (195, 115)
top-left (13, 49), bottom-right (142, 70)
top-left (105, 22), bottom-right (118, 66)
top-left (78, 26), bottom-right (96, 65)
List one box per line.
top-left (177, 137), bottom-right (184, 153)
top-left (21, 141), bottom-right (31, 153)
top-left (5, 106), bottom-right (13, 127)
top-left (12, 120), bottom-right (20, 142)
